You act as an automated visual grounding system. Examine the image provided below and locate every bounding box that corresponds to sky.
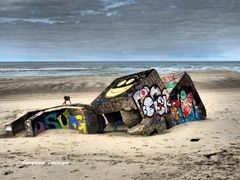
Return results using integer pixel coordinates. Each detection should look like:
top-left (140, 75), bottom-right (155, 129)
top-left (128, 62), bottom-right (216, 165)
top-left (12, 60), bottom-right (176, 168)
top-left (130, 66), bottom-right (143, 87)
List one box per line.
top-left (0, 0), bottom-right (240, 61)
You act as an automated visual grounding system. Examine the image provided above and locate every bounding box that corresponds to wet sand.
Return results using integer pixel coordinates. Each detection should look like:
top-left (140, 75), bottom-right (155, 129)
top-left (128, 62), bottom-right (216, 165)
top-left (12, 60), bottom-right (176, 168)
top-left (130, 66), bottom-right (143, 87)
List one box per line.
top-left (0, 71), bottom-right (240, 180)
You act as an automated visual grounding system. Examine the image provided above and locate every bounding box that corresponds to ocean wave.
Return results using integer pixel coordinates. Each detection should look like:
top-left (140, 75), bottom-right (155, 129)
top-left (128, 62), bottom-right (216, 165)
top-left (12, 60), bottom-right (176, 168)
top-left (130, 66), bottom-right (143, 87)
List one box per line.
top-left (110, 66), bottom-right (147, 72)
top-left (0, 62), bottom-right (239, 77)
top-left (151, 65), bottom-right (240, 73)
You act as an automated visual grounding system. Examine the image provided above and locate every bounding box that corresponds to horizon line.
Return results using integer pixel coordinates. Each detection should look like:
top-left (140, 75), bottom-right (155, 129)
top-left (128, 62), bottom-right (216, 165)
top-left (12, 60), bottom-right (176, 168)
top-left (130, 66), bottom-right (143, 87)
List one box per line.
top-left (0, 60), bottom-right (240, 63)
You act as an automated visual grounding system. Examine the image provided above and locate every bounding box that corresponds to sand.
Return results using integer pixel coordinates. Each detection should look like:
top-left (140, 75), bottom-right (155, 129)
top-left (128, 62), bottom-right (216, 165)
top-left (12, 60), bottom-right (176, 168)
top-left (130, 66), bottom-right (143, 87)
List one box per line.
top-left (0, 71), bottom-right (240, 180)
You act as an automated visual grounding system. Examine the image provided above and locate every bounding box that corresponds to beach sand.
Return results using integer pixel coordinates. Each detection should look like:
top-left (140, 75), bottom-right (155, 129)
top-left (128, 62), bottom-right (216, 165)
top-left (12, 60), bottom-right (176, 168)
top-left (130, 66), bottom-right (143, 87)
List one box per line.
top-left (0, 71), bottom-right (240, 179)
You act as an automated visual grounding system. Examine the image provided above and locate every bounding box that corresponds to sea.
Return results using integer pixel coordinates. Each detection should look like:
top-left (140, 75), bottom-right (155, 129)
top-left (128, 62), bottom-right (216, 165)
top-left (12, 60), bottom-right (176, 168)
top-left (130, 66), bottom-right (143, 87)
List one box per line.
top-left (0, 61), bottom-right (239, 77)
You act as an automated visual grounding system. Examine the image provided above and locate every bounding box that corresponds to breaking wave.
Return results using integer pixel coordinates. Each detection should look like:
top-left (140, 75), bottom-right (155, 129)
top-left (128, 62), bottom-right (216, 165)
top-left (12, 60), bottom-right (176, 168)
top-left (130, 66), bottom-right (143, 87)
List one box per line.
top-left (0, 61), bottom-right (239, 77)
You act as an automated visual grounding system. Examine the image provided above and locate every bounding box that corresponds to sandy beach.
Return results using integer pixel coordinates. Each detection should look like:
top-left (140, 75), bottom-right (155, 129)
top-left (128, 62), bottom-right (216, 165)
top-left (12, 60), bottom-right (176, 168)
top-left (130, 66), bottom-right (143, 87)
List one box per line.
top-left (0, 70), bottom-right (240, 180)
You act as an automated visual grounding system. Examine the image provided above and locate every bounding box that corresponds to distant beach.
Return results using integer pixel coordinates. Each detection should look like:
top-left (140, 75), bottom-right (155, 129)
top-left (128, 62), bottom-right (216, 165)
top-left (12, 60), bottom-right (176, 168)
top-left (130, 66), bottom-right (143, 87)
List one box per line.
top-left (0, 61), bottom-right (239, 77)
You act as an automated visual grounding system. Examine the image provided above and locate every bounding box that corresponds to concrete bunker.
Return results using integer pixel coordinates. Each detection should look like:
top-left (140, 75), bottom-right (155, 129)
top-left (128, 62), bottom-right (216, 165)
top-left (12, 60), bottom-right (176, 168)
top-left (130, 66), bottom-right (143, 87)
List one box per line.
top-left (91, 69), bottom-right (168, 135)
top-left (92, 69), bottom-right (206, 135)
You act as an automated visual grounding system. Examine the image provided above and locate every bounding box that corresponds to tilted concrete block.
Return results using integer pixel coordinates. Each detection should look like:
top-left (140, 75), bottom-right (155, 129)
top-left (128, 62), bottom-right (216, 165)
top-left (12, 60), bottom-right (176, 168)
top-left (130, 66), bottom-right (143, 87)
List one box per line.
top-left (4, 110), bottom-right (41, 137)
top-left (91, 69), bottom-right (169, 135)
top-left (160, 72), bottom-right (206, 128)
top-left (3, 104), bottom-right (105, 137)
top-left (24, 104), bottom-right (105, 137)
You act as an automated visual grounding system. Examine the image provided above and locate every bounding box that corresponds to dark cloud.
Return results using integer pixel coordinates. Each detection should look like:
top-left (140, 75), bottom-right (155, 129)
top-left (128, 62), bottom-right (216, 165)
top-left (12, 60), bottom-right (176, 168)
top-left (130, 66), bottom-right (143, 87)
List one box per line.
top-left (0, 0), bottom-right (103, 18)
top-left (0, 0), bottom-right (240, 61)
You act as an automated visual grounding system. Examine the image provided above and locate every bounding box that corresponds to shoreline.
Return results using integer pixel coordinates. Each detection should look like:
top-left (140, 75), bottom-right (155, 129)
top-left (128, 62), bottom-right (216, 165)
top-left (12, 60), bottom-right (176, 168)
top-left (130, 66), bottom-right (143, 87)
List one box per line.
top-left (0, 70), bottom-right (240, 98)
top-left (0, 69), bottom-right (239, 78)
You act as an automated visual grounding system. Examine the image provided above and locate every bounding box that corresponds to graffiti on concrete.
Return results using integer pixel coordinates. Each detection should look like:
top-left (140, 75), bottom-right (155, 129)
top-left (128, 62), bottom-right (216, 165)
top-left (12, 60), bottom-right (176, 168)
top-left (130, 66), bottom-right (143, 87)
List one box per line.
top-left (2, 69), bottom-right (206, 138)
top-left (57, 108), bottom-right (86, 133)
top-left (133, 85), bottom-right (171, 117)
top-left (105, 75), bottom-right (141, 98)
top-left (170, 88), bottom-right (201, 126)
top-left (30, 108), bottom-right (87, 136)
top-left (161, 73), bottom-right (177, 89)
top-left (91, 69), bottom-right (168, 136)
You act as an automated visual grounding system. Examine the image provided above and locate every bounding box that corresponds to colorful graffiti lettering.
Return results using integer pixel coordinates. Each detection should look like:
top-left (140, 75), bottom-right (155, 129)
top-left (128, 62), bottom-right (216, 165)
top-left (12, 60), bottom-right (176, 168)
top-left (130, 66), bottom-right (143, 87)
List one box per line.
top-left (76, 115), bottom-right (87, 133)
top-left (44, 112), bottom-right (62, 129)
top-left (133, 85), bottom-right (171, 117)
top-left (57, 110), bottom-right (70, 128)
top-left (31, 108), bottom-right (87, 136)
top-left (161, 73), bottom-right (177, 89)
top-left (67, 110), bottom-right (86, 133)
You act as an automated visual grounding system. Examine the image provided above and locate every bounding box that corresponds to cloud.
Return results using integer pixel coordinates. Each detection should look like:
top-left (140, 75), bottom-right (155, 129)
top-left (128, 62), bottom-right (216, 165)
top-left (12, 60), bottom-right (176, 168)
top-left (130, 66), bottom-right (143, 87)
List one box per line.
top-left (0, 17), bottom-right (64, 24)
top-left (0, 0), bottom-right (240, 61)
top-left (0, 0), bottom-right (137, 19)
top-left (101, 0), bottom-right (136, 10)
top-left (0, 0), bottom-right (101, 18)
top-left (0, 0), bottom-right (65, 6)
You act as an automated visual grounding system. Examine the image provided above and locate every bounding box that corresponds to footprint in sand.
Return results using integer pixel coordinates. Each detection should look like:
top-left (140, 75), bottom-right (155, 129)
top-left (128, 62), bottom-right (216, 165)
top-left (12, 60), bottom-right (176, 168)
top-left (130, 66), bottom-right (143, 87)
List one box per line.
top-left (90, 166), bottom-right (97, 170)
top-left (7, 155), bottom-right (15, 159)
top-left (150, 146), bottom-right (157, 149)
top-left (135, 154), bottom-right (145, 158)
top-left (3, 171), bottom-right (13, 175)
top-left (139, 164), bottom-right (145, 170)
top-left (70, 169), bottom-right (79, 173)
top-left (109, 160), bottom-right (118, 166)
top-left (18, 164), bottom-right (28, 169)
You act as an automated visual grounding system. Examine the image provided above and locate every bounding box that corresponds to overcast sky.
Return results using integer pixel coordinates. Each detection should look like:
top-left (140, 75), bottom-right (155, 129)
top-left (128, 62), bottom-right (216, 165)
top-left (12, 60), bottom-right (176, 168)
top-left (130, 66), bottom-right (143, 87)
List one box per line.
top-left (0, 0), bottom-right (240, 61)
